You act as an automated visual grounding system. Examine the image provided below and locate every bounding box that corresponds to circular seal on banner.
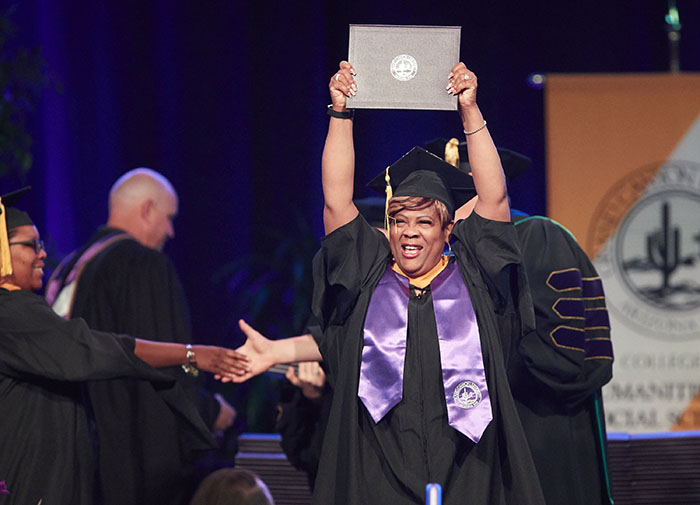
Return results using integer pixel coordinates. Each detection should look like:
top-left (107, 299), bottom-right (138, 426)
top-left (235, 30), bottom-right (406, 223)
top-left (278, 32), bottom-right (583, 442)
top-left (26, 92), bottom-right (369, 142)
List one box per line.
top-left (390, 54), bottom-right (418, 81)
top-left (592, 160), bottom-right (700, 341)
top-left (453, 380), bottom-right (482, 409)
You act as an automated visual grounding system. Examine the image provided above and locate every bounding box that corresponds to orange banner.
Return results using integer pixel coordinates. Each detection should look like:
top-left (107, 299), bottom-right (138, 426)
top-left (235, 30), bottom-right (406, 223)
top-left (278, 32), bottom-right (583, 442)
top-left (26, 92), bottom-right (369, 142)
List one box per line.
top-left (545, 73), bottom-right (700, 433)
top-left (546, 73), bottom-right (700, 259)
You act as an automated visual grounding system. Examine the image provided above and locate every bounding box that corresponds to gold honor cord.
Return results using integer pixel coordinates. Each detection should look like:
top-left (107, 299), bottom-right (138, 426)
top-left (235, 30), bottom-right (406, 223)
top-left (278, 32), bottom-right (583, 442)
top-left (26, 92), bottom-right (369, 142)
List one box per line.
top-left (0, 198), bottom-right (13, 277)
top-left (384, 165), bottom-right (393, 234)
top-left (392, 255), bottom-right (449, 289)
top-left (444, 138), bottom-right (460, 168)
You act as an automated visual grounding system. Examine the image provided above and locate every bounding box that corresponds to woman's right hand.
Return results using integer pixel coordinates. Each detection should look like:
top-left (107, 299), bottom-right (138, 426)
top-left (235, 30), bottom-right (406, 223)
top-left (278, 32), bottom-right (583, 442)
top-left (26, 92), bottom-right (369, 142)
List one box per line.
top-left (329, 61), bottom-right (357, 111)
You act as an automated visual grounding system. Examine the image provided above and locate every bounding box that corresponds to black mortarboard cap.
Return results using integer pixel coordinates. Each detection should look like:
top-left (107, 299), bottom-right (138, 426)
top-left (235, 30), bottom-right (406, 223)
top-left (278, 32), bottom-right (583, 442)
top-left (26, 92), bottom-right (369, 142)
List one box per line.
top-left (424, 137), bottom-right (467, 171)
top-left (496, 148), bottom-right (531, 182)
top-left (424, 138), bottom-right (532, 182)
top-left (366, 147), bottom-right (476, 218)
top-left (0, 186), bottom-right (33, 228)
top-left (354, 196), bottom-right (386, 228)
top-left (0, 186), bottom-right (32, 276)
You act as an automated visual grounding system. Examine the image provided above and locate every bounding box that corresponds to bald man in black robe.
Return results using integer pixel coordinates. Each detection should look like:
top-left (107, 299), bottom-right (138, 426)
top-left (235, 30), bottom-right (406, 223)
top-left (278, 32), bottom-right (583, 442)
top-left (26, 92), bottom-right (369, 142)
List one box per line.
top-left (46, 169), bottom-right (236, 505)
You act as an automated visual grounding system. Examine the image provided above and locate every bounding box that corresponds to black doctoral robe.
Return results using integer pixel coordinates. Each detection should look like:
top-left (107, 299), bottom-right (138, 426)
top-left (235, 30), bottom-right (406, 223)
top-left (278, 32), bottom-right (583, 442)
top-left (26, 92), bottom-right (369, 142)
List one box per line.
top-left (57, 227), bottom-right (220, 505)
top-left (0, 289), bottom-right (212, 505)
top-left (509, 213), bottom-right (614, 505)
top-left (310, 213), bottom-right (545, 505)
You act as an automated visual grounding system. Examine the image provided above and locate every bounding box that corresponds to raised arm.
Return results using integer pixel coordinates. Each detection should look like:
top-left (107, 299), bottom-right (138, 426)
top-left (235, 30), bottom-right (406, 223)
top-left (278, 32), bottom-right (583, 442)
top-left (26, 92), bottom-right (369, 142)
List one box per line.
top-left (448, 63), bottom-right (509, 222)
top-left (322, 61), bottom-right (360, 235)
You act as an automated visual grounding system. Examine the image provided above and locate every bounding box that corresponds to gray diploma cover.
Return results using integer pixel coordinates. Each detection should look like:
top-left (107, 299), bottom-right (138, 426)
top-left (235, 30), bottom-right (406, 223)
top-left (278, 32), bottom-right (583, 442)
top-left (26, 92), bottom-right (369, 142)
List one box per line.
top-left (347, 24), bottom-right (461, 111)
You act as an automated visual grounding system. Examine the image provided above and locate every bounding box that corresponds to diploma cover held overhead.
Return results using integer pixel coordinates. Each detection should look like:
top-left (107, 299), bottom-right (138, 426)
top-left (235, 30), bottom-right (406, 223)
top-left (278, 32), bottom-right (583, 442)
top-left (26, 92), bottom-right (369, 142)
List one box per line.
top-left (347, 24), bottom-right (461, 111)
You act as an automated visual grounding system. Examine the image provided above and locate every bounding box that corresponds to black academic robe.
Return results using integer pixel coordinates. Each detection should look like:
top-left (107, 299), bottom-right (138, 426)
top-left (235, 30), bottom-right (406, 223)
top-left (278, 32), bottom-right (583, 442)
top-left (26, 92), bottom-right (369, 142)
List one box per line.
top-left (276, 380), bottom-right (332, 490)
top-left (276, 322), bottom-right (332, 490)
top-left (64, 227), bottom-right (219, 505)
top-left (509, 213), bottom-right (614, 505)
top-left (310, 213), bottom-right (545, 505)
top-left (0, 289), bottom-right (212, 505)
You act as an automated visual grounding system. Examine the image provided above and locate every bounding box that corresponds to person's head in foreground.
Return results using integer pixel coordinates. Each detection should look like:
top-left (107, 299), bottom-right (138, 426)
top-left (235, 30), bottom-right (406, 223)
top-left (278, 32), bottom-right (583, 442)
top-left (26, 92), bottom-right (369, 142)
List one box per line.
top-left (0, 187), bottom-right (46, 292)
top-left (367, 147), bottom-right (476, 278)
top-left (189, 468), bottom-right (275, 505)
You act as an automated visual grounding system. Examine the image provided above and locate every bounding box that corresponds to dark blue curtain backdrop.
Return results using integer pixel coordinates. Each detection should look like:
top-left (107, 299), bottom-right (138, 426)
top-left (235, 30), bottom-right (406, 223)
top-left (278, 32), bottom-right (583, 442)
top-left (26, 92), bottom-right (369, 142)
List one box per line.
top-left (4, 0), bottom-right (700, 348)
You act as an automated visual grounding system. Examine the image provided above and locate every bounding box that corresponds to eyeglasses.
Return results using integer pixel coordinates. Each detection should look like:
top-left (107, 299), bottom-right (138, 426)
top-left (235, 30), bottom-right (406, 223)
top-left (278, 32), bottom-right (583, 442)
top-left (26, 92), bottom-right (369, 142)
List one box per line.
top-left (9, 237), bottom-right (45, 254)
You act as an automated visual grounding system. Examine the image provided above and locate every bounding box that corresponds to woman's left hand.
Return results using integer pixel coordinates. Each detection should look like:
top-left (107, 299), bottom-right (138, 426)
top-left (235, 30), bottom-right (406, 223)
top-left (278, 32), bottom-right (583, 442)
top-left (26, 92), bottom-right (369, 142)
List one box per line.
top-left (446, 62), bottom-right (478, 109)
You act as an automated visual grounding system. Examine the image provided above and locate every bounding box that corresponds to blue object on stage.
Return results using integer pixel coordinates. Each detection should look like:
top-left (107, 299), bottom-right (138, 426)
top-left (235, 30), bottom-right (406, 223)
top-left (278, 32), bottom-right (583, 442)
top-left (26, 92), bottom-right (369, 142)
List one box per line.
top-left (425, 483), bottom-right (442, 505)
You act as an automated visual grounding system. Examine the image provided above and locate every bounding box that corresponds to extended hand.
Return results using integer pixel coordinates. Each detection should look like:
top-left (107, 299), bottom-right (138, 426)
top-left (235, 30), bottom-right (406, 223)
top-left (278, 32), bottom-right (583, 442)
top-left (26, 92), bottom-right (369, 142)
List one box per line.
top-left (216, 319), bottom-right (277, 383)
top-left (193, 345), bottom-right (250, 378)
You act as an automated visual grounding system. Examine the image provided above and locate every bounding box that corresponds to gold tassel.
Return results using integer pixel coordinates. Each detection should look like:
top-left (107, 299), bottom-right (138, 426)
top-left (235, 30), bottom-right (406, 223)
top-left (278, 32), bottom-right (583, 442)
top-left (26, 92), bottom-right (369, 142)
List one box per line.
top-left (444, 137), bottom-right (460, 168)
top-left (0, 198), bottom-right (13, 277)
top-left (384, 166), bottom-right (393, 233)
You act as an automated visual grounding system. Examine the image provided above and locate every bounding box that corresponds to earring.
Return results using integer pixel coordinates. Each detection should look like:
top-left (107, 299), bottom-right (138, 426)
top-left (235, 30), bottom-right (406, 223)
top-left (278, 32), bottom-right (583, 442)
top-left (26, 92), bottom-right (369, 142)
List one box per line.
top-left (445, 241), bottom-right (453, 256)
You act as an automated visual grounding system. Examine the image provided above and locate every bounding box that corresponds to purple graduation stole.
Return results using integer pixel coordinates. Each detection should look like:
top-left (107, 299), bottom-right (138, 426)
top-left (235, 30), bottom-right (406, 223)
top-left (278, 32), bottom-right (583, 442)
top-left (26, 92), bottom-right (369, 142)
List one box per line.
top-left (358, 262), bottom-right (493, 443)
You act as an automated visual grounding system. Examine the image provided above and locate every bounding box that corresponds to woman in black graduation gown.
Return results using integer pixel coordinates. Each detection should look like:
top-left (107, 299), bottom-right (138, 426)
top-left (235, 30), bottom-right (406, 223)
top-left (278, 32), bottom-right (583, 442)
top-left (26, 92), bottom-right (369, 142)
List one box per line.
top-left (0, 191), bottom-right (248, 505)
top-left (236, 62), bottom-right (545, 504)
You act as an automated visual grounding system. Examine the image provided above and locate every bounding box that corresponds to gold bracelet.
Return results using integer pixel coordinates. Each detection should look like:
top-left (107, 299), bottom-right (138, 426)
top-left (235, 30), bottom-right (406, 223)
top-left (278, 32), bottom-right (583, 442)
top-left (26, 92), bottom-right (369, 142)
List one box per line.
top-left (464, 120), bottom-right (487, 136)
top-left (182, 344), bottom-right (199, 377)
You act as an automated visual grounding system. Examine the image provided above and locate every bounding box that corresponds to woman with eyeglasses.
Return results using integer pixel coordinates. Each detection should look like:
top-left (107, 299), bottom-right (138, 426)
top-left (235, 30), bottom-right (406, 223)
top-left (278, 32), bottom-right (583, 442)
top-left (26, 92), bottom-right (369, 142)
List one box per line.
top-left (0, 190), bottom-right (250, 505)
